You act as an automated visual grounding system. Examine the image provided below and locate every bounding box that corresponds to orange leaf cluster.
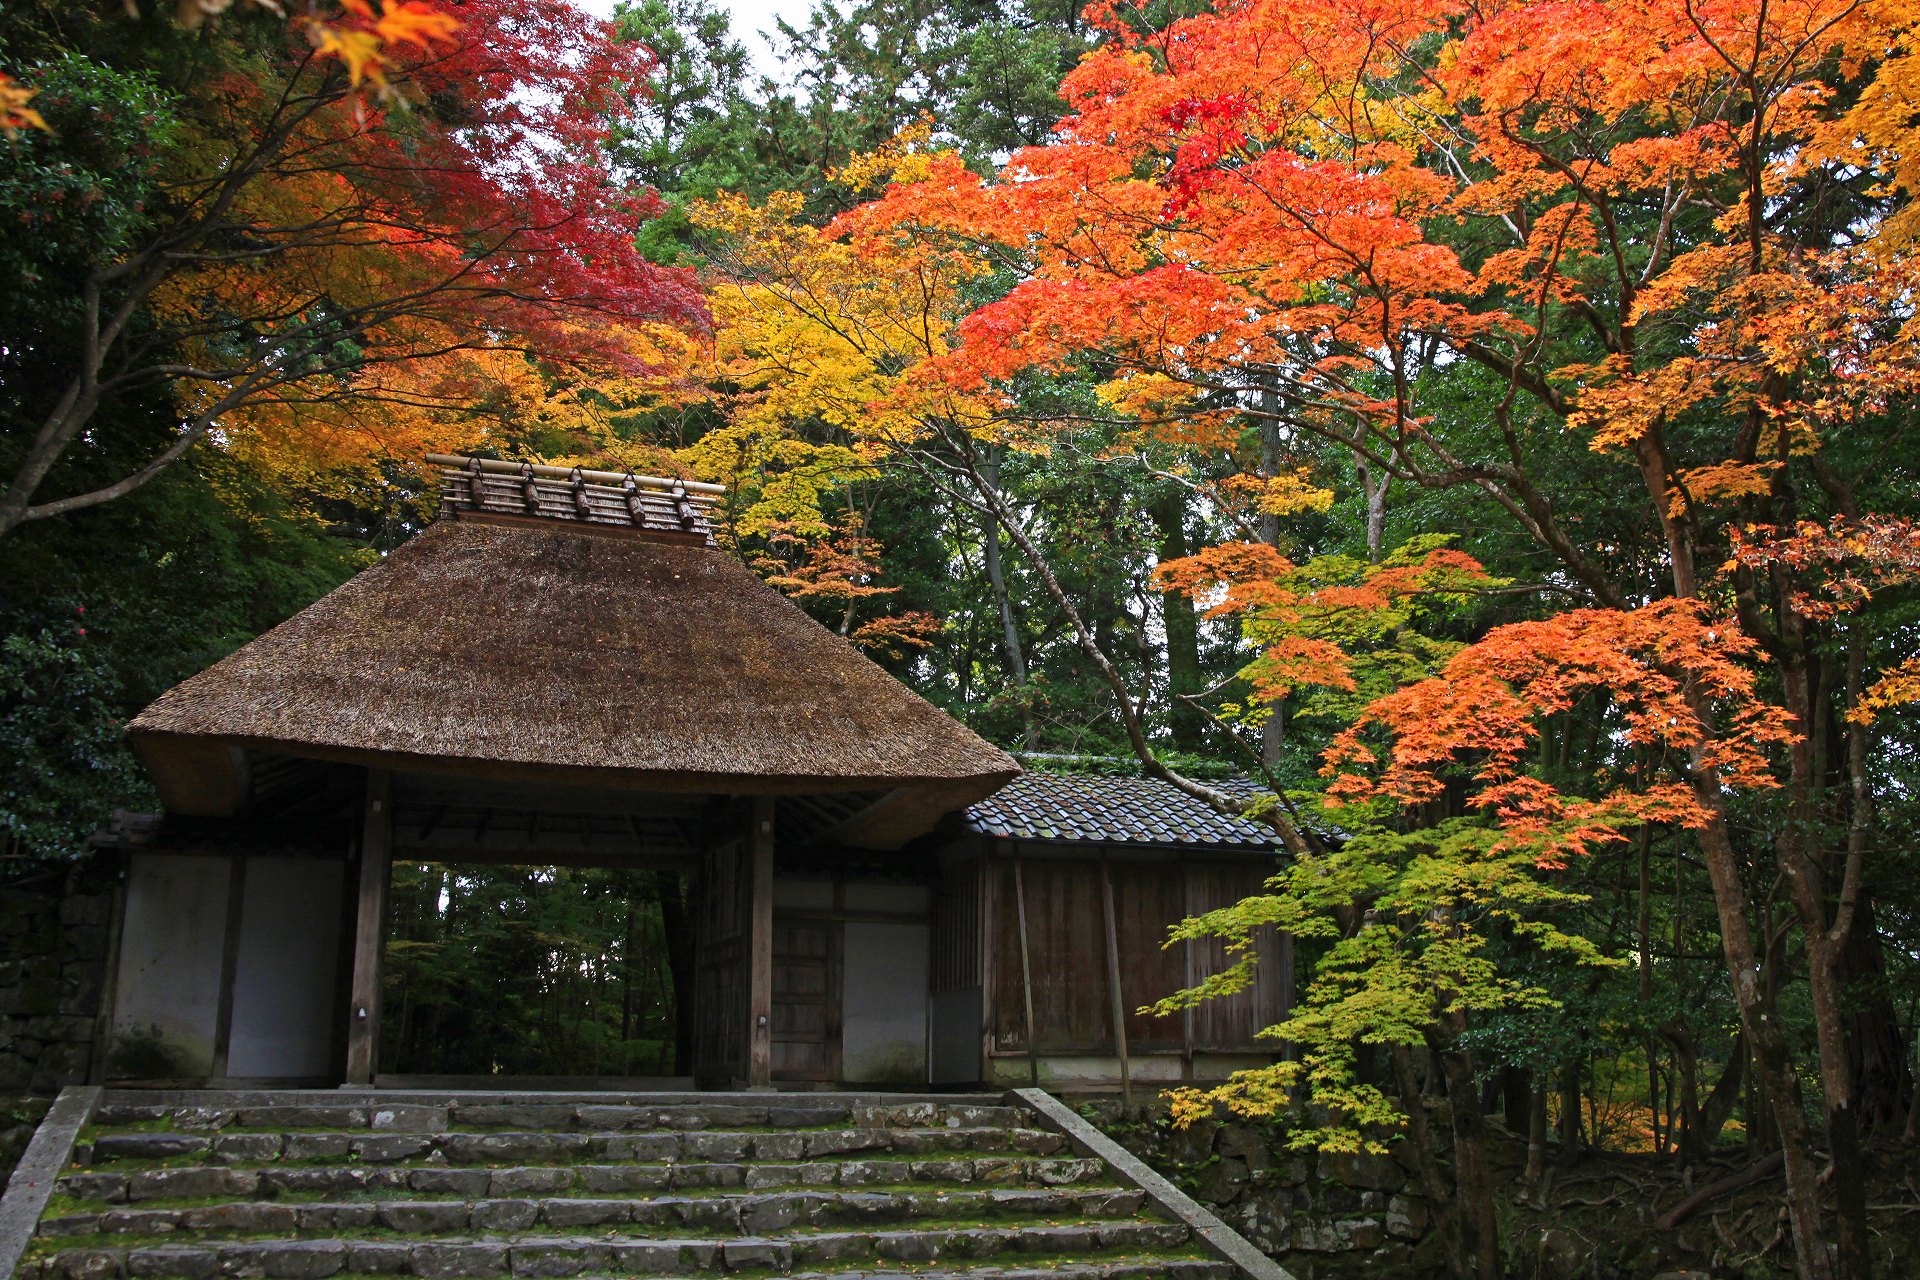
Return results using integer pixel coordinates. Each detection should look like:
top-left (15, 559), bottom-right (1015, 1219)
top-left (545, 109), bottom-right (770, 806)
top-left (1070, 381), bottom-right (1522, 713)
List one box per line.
top-left (309, 0), bottom-right (461, 88)
top-left (0, 72), bottom-right (47, 136)
top-left (1729, 517), bottom-right (1920, 620)
top-left (750, 515), bottom-right (941, 658)
top-left (1324, 601), bottom-right (1798, 867)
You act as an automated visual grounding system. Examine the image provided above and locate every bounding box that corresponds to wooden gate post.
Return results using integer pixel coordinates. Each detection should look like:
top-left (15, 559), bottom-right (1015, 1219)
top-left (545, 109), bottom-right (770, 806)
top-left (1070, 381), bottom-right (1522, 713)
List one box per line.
top-left (747, 796), bottom-right (775, 1088)
top-left (345, 769), bottom-right (392, 1086)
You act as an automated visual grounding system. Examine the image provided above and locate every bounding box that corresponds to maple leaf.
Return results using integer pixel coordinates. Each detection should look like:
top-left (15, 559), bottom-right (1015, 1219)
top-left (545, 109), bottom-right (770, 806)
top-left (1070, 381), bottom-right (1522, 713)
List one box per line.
top-left (0, 72), bottom-right (48, 136)
top-left (309, 0), bottom-right (460, 88)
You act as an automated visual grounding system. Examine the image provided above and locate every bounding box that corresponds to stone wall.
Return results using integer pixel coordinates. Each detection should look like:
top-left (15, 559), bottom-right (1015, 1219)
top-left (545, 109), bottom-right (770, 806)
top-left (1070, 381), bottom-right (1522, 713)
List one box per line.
top-left (0, 864), bottom-right (116, 1183)
top-left (1076, 1100), bottom-right (1446, 1280)
top-left (1078, 1099), bottom-right (1760, 1280)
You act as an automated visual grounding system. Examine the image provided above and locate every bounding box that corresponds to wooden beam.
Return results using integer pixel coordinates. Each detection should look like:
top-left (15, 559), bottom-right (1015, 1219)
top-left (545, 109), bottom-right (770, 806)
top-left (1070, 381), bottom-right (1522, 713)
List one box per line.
top-left (817, 777), bottom-right (1012, 850)
top-left (746, 796), bottom-right (775, 1088)
top-left (1100, 857), bottom-right (1133, 1108)
top-left (383, 845), bottom-right (698, 872)
top-left (344, 769), bottom-right (392, 1085)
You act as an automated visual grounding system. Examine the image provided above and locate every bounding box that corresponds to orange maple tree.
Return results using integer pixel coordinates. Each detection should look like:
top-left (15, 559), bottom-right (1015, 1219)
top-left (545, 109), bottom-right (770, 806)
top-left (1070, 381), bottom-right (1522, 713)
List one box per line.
top-left (839, 0), bottom-right (1920, 1272)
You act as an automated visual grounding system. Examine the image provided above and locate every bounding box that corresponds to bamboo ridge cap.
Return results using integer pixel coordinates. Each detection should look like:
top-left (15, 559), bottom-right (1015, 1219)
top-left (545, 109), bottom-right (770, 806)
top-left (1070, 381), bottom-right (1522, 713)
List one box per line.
top-left (425, 453), bottom-right (727, 496)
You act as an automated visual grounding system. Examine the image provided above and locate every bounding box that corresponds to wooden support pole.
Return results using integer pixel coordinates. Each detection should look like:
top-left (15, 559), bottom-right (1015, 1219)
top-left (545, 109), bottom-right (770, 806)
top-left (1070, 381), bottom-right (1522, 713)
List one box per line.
top-left (1100, 857), bottom-right (1133, 1109)
top-left (345, 769), bottom-right (392, 1086)
top-left (210, 856), bottom-right (248, 1080)
top-left (747, 796), bottom-right (775, 1089)
top-left (1013, 855), bottom-right (1039, 1088)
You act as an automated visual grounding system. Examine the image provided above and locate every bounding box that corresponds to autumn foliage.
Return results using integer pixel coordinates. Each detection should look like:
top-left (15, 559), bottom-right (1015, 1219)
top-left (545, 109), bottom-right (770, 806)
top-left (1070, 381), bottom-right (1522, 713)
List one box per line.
top-left (805, 0), bottom-right (1920, 1272)
top-left (0, 0), bottom-right (704, 531)
top-left (7, 0), bottom-right (1920, 1274)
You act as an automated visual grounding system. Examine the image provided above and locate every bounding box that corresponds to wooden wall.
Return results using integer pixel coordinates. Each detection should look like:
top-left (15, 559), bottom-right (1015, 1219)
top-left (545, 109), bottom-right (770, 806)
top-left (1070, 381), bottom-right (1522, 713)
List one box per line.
top-left (979, 847), bottom-right (1285, 1062)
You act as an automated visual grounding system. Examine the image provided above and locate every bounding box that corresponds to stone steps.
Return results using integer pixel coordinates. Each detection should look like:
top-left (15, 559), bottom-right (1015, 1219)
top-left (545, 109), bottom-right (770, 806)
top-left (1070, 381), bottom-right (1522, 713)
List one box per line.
top-left (18, 1092), bottom-right (1246, 1279)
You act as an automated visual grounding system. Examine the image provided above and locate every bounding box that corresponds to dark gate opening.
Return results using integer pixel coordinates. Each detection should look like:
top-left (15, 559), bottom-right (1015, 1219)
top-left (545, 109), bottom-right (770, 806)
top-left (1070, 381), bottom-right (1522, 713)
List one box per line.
top-left (379, 862), bottom-right (694, 1080)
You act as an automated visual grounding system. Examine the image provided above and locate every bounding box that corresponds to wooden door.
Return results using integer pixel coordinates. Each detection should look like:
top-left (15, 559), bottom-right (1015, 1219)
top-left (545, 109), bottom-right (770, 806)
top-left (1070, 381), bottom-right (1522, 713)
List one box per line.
top-left (771, 920), bottom-right (841, 1082)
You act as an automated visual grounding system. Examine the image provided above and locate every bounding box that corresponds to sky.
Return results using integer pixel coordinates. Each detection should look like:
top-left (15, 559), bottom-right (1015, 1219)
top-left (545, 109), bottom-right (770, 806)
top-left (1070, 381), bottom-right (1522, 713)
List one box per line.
top-left (570, 0), bottom-right (798, 84)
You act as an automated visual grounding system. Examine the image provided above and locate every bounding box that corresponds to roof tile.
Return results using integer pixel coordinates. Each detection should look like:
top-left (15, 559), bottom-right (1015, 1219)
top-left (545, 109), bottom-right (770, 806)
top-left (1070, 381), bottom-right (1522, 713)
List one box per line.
top-left (964, 773), bottom-right (1278, 849)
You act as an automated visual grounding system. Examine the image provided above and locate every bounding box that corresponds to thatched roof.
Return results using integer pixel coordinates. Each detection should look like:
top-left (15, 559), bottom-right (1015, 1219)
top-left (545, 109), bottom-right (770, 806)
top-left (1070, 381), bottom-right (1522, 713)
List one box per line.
top-left (129, 514), bottom-right (1017, 836)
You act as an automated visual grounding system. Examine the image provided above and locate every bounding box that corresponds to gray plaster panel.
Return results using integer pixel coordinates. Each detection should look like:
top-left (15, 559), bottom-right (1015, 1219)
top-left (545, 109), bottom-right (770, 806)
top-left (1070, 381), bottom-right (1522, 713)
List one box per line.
top-left (111, 855), bottom-right (231, 1078)
top-left (841, 921), bottom-right (928, 1084)
top-left (226, 858), bottom-right (346, 1078)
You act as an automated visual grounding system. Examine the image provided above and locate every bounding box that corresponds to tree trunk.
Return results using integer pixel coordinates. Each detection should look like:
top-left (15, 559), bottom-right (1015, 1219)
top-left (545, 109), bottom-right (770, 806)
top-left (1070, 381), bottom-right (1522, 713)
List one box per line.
top-left (1149, 487), bottom-right (1206, 753)
top-left (1775, 652), bottom-right (1872, 1280)
top-left (1557, 1060), bottom-right (1583, 1157)
top-left (1692, 1030), bottom-right (1746, 1157)
top-left (977, 455), bottom-right (1034, 749)
top-left (1844, 896), bottom-right (1910, 1133)
top-left (1436, 1035), bottom-right (1503, 1280)
top-left (654, 871), bottom-right (696, 1077)
top-left (1257, 383), bottom-right (1289, 771)
top-left (1693, 810), bottom-right (1835, 1280)
top-left (1524, 1085), bottom-right (1549, 1184)
top-left (1389, 1043), bottom-right (1471, 1280)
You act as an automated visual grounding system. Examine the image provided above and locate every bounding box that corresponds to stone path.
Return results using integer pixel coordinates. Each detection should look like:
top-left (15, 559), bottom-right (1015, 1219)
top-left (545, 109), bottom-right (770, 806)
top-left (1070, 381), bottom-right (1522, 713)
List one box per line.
top-left (21, 1091), bottom-right (1242, 1278)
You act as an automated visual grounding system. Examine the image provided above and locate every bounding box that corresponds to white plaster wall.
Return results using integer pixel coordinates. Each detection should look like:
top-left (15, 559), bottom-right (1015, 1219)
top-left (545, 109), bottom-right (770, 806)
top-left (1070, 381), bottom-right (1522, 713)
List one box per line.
top-left (110, 854), bottom-right (231, 1078)
top-left (226, 858), bottom-right (345, 1078)
top-left (841, 921), bottom-right (929, 1084)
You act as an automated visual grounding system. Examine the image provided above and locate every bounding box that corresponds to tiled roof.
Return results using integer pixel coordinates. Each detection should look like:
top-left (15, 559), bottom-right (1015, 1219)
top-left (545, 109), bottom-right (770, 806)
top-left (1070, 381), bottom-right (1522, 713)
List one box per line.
top-left (963, 772), bottom-right (1279, 849)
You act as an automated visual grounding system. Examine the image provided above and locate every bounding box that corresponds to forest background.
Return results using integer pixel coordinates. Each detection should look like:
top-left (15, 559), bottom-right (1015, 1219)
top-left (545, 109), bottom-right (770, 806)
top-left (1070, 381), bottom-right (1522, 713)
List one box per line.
top-left (3, 1), bottom-right (1920, 1278)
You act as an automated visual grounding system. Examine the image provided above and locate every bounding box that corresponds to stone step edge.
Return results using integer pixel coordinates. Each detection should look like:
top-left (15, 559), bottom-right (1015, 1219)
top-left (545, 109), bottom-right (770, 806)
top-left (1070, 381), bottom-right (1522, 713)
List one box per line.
top-left (30, 1255), bottom-right (1233, 1280)
top-left (96, 1091), bottom-right (1007, 1108)
top-left (54, 1171), bottom-right (1121, 1204)
top-left (32, 1213), bottom-right (1175, 1247)
top-left (90, 1104), bottom-right (1029, 1132)
top-left (59, 1162), bottom-right (1107, 1201)
top-left (27, 1222), bottom-right (1198, 1269)
top-left (37, 1187), bottom-right (1151, 1236)
top-left (581, 1264), bottom-right (1234, 1280)
top-left (28, 1245), bottom-right (1232, 1280)
top-left (81, 1131), bottom-right (1065, 1159)
top-left (75, 1146), bottom-right (1077, 1171)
